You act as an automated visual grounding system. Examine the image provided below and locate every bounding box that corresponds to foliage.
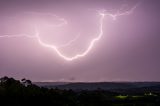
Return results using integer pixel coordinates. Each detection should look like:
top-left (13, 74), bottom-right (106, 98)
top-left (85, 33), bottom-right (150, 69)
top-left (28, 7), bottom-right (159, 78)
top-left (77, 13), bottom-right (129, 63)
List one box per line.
top-left (0, 76), bottom-right (160, 106)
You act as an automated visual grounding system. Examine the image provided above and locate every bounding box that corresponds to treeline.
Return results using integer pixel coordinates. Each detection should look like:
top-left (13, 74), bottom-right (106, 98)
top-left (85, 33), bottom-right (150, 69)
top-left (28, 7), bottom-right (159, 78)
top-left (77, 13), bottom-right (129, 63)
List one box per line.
top-left (0, 76), bottom-right (160, 106)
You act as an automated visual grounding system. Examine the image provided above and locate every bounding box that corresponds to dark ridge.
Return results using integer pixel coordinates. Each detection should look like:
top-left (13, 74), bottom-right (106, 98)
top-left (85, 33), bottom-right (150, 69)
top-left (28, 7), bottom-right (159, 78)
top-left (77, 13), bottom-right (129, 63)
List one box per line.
top-left (1, 76), bottom-right (160, 106)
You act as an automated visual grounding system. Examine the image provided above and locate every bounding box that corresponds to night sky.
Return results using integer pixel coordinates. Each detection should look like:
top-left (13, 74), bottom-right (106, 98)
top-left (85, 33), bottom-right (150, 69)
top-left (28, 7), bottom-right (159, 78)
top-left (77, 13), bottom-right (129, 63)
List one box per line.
top-left (0, 0), bottom-right (160, 82)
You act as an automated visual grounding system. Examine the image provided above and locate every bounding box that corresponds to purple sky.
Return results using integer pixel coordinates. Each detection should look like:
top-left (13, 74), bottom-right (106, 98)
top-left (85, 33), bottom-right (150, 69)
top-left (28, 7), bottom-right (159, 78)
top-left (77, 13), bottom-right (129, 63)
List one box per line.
top-left (0, 0), bottom-right (160, 82)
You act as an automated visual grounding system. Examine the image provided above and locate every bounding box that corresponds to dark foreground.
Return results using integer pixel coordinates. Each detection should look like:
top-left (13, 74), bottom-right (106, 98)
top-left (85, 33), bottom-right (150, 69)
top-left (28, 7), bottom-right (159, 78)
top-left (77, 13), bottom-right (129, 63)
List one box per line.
top-left (0, 76), bottom-right (160, 106)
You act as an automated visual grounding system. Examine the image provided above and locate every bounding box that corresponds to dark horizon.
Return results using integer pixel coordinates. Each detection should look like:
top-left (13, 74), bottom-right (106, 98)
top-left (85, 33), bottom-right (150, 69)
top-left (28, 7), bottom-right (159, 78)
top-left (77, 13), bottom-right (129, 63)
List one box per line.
top-left (0, 0), bottom-right (160, 82)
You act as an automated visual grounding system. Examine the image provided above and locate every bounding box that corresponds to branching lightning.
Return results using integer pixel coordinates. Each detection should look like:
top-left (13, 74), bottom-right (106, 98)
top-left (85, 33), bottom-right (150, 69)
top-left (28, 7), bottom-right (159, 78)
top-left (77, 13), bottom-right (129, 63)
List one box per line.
top-left (0, 3), bottom-right (139, 61)
top-left (34, 13), bottom-right (104, 61)
top-left (57, 33), bottom-right (80, 48)
top-left (0, 34), bottom-right (35, 38)
top-left (103, 3), bottom-right (140, 20)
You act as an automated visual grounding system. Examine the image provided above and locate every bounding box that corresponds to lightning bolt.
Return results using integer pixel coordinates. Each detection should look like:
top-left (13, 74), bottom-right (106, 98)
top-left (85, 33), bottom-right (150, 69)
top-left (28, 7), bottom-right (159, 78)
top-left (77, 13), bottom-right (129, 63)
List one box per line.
top-left (103, 3), bottom-right (140, 20)
top-left (0, 3), bottom-right (139, 61)
top-left (0, 34), bottom-right (35, 38)
top-left (34, 13), bottom-right (105, 61)
top-left (57, 33), bottom-right (80, 48)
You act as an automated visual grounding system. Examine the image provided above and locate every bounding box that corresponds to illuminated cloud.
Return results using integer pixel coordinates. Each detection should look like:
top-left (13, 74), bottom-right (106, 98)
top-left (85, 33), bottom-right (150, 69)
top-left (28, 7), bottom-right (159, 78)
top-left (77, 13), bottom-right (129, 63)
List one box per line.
top-left (0, 0), bottom-right (159, 81)
top-left (0, 4), bottom-right (139, 61)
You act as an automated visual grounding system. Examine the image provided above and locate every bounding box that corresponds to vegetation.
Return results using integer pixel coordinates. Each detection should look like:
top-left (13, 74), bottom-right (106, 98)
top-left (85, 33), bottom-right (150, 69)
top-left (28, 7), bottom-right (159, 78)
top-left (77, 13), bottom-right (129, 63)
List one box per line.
top-left (0, 76), bottom-right (160, 106)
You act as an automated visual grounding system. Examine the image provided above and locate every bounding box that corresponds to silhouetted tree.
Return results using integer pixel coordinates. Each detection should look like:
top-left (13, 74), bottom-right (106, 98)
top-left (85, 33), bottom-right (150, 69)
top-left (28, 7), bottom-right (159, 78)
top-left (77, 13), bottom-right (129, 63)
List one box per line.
top-left (21, 78), bottom-right (32, 86)
top-left (0, 76), bottom-right (160, 106)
